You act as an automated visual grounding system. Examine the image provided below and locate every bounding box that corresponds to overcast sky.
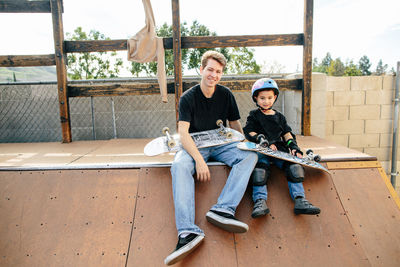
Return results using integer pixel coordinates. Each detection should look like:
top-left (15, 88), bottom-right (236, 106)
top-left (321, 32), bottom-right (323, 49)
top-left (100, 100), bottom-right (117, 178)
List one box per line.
top-left (1, 0), bottom-right (399, 74)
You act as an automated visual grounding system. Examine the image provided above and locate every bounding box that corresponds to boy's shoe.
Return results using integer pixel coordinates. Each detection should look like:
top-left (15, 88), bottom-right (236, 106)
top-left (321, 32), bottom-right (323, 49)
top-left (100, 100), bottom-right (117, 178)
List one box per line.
top-left (206, 210), bottom-right (248, 233)
top-left (251, 199), bottom-right (270, 218)
top-left (294, 197), bottom-right (321, 215)
top-left (164, 233), bottom-right (204, 265)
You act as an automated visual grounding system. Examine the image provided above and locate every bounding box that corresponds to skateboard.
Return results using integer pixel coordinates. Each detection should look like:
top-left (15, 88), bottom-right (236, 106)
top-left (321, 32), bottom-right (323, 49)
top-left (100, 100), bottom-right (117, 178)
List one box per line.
top-left (144, 120), bottom-right (245, 156)
top-left (237, 135), bottom-right (330, 174)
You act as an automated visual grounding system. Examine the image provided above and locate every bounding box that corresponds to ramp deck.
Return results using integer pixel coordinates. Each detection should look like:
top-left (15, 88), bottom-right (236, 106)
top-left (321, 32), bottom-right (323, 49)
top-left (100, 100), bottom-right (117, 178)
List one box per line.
top-left (0, 136), bottom-right (399, 266)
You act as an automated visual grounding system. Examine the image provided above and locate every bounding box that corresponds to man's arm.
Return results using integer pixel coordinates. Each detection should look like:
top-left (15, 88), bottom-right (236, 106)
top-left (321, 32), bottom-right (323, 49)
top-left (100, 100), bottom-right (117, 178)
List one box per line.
top-left (228, 120), bottom-right (244, 135)
top-left (178, 121), bottom-right (210, 182)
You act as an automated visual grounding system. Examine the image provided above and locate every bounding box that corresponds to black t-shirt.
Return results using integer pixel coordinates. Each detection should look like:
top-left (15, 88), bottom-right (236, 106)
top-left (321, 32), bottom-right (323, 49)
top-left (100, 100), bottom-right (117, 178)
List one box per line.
top-left (243, 108), bottom-right (292, 151)
top-left (179, 84), bottom-right (240, 133)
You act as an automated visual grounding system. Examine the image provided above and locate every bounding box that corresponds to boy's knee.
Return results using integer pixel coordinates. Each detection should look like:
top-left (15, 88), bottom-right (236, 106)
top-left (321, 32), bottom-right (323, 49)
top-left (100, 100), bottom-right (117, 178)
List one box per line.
top-left (285, 164), bottom-right (305, 183)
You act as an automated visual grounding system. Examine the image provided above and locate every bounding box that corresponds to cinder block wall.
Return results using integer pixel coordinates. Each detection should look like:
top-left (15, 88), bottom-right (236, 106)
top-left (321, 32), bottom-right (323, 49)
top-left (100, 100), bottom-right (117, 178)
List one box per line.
top-left (311, 73), bottom-right (399, 194)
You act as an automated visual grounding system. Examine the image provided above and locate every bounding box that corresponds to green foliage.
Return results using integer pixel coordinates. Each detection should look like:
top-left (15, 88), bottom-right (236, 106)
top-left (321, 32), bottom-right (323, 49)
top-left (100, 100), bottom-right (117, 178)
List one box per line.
top-left (374, 59), bottom-right (388, 75)
top-left (227, 47), bottom-right (261, 74)
top-left (127, 21), bottom-right (261, 76)
top-left (66, 27), bottom-right (123, 80)
top-left (344, 60), bottom-right (362, 76)
top-left (313, 53), bottom-right (389, 76)
top-left (327, 58), bottom-right (345, 76)
top-left (358, 55), bottom-right (371, 76)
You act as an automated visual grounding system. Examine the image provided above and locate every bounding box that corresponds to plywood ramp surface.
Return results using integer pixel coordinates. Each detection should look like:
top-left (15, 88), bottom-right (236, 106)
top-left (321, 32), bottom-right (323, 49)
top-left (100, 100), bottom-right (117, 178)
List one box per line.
top-left (0, 169), bottom-right (139, 267)
top-left (127, 165), bottom-right (400, 266)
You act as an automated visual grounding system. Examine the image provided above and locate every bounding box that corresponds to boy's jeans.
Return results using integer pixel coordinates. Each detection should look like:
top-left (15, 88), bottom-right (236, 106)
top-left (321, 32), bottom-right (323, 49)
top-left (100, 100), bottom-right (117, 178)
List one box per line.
top-left (171, 142), bottom-right (257, 236)
top-left (252, 153), bottom-right (306, 202)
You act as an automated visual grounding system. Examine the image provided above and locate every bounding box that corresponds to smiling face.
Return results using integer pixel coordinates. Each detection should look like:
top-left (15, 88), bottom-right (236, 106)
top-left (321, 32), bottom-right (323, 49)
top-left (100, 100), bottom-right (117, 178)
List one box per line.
top-left (254, 89), bottom-right (277, 111)
top-left (200, 58), bottom-right (223, 90)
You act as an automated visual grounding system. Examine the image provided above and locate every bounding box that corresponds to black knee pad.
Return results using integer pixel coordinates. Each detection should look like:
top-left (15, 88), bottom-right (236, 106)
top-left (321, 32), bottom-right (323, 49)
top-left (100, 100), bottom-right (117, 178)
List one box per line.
top-left (251, 163), bottom-right (270, 186)
top-left (285, 164), bottom-right (305, 183)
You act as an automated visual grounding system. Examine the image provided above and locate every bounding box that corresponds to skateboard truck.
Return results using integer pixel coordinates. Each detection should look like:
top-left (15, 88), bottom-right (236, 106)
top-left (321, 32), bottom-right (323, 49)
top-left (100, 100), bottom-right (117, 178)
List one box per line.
top-left (305, 149), bottom-right (322, 162)
top-left (256, 134), bottom-right (269, 148)
top-left (162, 127), bottom-right (176, 148)
top-left (216, 119), bottom-right (233, 138)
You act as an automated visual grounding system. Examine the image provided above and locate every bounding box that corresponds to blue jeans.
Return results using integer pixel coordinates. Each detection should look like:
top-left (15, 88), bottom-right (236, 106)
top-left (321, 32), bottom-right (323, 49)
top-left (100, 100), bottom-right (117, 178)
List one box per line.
top-left (252, 153), bottom-right (305, 202)
top-left (171, 142), bottom-right (257, 236)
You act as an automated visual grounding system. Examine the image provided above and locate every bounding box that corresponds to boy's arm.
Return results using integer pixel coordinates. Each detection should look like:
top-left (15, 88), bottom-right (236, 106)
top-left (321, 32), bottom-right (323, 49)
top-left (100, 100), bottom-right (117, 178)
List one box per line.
top-left (178, 121), bottom-right (210, 182)
top-left (283, 132), bottom-right (303, 157)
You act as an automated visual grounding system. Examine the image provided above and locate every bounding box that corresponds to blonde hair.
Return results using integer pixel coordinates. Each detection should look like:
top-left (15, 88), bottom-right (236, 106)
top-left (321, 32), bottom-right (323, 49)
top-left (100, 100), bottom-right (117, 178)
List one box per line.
top-left (201, 50), bottom-right (227, 70)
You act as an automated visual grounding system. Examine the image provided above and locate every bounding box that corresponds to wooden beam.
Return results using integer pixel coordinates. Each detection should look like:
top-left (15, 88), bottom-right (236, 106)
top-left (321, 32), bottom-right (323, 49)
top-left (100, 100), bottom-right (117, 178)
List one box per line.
top-left (302, 0), bottom-right (313, 136)
top-left (176, 34), bottom-right (303, 49)
top-left (0, 54), bottom-right (56, 67)
top-left (50, 0), bottom-right (71, 143)
top-left (172, 0), bottom-right (182, 128)
top-left (64, 34), bottom-right (303, 53)
top-left (0, 0), bottom-right (52, 13)
top-left (67, 79), bottom-right (302, 98)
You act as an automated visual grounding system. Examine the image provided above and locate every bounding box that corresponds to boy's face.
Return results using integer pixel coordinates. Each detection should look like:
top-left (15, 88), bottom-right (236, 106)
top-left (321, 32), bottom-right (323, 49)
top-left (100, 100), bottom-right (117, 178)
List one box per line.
top-left (200, 58), bottom-right (223, 89)
top-left (255, 90), bottom-right (277, 110)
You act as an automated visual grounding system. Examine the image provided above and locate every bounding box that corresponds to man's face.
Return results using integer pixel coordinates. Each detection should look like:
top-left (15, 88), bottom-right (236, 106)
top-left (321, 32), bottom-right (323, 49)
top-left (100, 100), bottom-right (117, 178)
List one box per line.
top-left (200, 58), bottom-right (223, 88)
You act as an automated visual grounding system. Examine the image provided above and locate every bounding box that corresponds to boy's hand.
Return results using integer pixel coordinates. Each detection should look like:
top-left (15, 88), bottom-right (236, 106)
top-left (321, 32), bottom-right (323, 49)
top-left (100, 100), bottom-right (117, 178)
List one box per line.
top-left (269, 144), bottom-right (278, 151)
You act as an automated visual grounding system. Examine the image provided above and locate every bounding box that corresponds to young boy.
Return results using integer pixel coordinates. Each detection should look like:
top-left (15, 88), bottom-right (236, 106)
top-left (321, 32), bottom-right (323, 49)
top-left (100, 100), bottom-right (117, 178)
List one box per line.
top-left (243, 78), bottom-right (320, 218)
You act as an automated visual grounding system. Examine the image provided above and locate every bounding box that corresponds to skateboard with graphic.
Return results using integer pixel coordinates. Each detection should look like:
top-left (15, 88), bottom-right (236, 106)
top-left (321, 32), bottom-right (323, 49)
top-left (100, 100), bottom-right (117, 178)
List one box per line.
top-left (237, 134), bottom-right (330, 174)
top-left (144, 120), bottom-right (245, 156)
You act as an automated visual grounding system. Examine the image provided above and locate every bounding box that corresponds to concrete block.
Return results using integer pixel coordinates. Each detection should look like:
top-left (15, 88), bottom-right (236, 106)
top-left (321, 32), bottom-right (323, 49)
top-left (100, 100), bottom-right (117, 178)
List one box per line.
top-left (364, 147), bottom-right (391, 161)
top-left (349, 134), bottom-right (379, 148)
top-left (326, 106), bottom-right (349, 120)
top-left (326, 76), bottom-right (350, 91)
top-left (325, 120), bottom-right (334, 136)
top-left (349, 105), bottom-right (380, 120)
top-left (383, 75), bottom-right (395, 90)
top-left (326, 134), bottom-right (349, 147)
top-left (365, 119), bottom-right (392, 134)
top-left (351, 76), bottom-right (382, 91)
top-left (334, 91), bottom-right (365, 106)
top-left (366, 90), bottom-right (394, 105)
top-left (312, 73), bottom-right (327, 92)
top-left (326, 92), bottom-right (334, 107)
top-left (381, 105), bottom-right (393, 119)
top-left (380, 133), bottom-right (392, 147)
top-left (334, 120), bottom-right (364, 134)
top-left (312, 91), bottom-right (326, 108)
top-left (311, 123), bottom-right (325, 139)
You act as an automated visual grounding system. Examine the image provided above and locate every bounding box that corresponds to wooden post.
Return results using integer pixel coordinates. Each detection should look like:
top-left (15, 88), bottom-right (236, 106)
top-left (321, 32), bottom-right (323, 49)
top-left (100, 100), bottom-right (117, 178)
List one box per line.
top-left (171, 0), bottom-right (182, 129)
top-left (302, 0), bottom-right (313, 136)
top-left (50, 0), bottom-right (71, 142)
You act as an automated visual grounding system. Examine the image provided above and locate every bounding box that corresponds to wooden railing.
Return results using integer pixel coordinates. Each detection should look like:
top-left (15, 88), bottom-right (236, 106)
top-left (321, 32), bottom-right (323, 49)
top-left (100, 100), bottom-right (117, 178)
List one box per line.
top-left (0, 0), bottom-right (314, 142)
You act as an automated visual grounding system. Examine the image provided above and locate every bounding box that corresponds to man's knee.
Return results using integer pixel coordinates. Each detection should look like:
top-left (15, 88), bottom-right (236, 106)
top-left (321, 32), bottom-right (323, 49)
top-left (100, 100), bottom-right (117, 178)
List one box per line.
top-left (285, 164), bottom-right (305, 183)
top-left (251, 163), bottom-right (270, 186)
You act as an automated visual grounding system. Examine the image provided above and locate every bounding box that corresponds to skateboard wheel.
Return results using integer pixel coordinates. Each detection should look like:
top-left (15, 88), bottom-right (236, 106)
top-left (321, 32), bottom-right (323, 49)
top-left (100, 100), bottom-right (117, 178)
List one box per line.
top-left (226, 131), bottom-right (233, 138)
top-left (306, 149), bottom-right (313, 155)
top-left (162, 127), bottom-right (170, 135)
top-left (314, 154), bottom-right (321, 162)
top-left (216, 119), bottom-right (223, 126)
top-left (167, 139), bottom-right (176, 148)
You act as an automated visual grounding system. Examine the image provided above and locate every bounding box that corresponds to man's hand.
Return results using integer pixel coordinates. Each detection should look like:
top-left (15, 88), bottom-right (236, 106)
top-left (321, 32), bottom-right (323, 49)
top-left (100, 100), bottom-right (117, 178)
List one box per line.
top-left (195, 158), bottom-right (210, 182)
top-left (270, 144), bottom-right (278, 151)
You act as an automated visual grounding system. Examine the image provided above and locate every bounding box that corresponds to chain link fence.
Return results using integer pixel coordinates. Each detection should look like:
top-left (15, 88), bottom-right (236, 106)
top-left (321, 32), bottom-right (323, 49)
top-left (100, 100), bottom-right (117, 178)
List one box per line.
top-left (0, 82), bottom-right (300, 143)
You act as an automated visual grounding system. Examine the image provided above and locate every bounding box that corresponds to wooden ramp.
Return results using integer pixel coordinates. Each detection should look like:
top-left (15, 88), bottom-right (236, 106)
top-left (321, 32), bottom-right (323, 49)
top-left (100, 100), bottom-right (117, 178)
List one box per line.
top-left (1, 164), bottom-right (400, 266)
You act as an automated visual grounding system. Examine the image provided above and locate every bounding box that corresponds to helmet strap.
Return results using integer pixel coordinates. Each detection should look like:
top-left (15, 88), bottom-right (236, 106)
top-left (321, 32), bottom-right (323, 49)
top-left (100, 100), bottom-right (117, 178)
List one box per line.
top-left (256, 103), bottom-right (272, 112)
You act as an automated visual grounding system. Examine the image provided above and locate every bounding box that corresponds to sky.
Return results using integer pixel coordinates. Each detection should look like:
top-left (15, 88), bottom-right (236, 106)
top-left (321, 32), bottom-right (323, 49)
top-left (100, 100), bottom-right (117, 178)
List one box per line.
top-left (1, 0), bottom-right (399, 74)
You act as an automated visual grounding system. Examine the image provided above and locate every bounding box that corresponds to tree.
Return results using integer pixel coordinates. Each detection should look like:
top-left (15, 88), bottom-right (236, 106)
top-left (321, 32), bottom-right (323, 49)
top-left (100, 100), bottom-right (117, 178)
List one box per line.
top-left (128, 21), bottom-right (261, 76)
top-left (359, 55), bottom-right (371, 76)
top-left (312, 52), bottom-right (332, 73)
top-left (66, 27), bottom-right (123, 80)
top-left (344, 60), bottom-right (362, 76)
top-left (375, 59), bottom-right (388, 75)
top-left (327, 58), bottom-right (345, 76)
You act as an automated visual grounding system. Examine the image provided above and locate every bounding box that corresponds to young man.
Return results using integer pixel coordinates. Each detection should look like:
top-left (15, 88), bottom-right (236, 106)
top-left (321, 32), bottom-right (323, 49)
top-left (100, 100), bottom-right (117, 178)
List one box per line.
top-left (164, 51), bottom-right (257, 265)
